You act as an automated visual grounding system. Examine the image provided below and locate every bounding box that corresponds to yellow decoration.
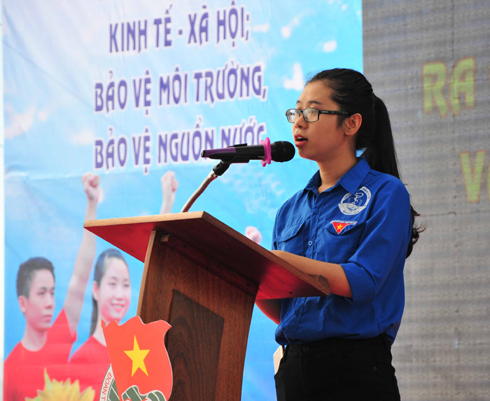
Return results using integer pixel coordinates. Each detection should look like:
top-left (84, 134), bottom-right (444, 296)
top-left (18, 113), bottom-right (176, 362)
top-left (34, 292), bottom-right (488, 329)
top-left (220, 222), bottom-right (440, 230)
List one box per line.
top-left (124, 335), bottom-right (150, 376)
top-left (26, 369), bottom-right (95, 401)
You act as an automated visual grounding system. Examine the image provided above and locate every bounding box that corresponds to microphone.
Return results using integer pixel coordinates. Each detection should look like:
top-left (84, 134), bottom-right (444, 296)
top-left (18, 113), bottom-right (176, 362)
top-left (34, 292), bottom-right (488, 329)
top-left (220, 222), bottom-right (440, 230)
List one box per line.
top-left (201, 137), bottom-right (295, 166)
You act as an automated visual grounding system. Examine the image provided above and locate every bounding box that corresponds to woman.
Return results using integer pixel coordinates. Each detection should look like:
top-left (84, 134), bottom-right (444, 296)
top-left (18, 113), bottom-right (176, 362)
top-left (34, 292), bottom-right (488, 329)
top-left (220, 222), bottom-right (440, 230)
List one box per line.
top-left (257, 68), bottom-right (421, 401)
top-left (69, 249), bottom-right (131, 396)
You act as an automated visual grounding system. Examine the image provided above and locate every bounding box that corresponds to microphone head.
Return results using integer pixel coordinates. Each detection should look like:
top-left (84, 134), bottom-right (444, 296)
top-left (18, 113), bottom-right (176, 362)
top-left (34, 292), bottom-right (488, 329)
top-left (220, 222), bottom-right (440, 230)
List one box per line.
top-left (271, 141), bottom-right (295, 162)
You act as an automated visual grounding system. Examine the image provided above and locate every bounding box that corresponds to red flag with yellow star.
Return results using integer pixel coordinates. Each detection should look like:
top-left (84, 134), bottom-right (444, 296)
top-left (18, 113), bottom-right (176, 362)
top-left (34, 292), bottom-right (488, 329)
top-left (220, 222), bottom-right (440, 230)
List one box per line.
top-left (331, 221), bottom-right (353, 234)
top-left (102, 316), bottom-right (172, 400)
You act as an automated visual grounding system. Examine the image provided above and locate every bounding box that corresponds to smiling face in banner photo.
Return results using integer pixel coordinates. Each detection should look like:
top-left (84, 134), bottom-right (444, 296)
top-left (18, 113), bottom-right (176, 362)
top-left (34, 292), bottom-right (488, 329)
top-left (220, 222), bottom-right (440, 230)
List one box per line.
top-left (92, 252), bottom-right (131, 332)
top-left (3, 0), bottom-right (363, 400)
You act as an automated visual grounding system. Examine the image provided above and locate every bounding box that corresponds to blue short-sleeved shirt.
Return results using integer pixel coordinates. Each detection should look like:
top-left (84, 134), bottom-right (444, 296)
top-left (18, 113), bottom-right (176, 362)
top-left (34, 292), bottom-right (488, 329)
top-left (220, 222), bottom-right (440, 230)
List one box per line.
top-left (272, 158), bottom-right (412, 345)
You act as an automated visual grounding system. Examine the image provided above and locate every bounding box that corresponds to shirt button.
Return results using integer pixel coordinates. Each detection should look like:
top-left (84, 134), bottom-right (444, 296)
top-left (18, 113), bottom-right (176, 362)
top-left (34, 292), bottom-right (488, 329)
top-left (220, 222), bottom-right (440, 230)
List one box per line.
top-left (313, 209), bottom-right (319, 214)
top-left (308, 241), bottom-right (313, 246)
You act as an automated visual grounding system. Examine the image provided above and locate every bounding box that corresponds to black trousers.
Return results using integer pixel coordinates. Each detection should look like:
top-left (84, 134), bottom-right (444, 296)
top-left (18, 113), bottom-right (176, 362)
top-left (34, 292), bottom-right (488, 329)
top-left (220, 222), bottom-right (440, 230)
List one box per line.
top-left (274, 335), bottom-right (400, 401)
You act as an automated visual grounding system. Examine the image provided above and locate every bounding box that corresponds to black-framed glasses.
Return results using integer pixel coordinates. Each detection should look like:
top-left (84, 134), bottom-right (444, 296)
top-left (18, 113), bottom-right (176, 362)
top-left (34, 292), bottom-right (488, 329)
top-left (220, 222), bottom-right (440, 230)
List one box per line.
top-left (285, 108), bottom-right (349, 123)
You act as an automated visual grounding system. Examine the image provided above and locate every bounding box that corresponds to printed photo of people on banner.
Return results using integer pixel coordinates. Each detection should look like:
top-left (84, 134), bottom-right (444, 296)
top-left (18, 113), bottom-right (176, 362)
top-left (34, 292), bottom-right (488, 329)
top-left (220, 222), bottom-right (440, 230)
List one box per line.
top-left (3, 0), bottom-right (362, 400)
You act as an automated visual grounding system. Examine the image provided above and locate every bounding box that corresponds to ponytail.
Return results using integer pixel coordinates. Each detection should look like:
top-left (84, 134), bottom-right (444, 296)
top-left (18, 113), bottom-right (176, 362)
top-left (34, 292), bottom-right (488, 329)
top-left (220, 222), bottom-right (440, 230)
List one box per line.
top-left (307, 68), bottom-right (423, 257)
top-left (370, 96), bottom-right (423, 258)
top-left (364, 96), bottom-right (400, 179)
top-left (90, 296), bottom-right (98, 336)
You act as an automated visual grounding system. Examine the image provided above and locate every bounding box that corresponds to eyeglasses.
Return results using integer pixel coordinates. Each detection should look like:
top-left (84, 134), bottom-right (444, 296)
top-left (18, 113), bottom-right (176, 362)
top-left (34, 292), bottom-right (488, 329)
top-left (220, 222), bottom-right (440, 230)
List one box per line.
top-left (285, 108), bottom-right (349, 123)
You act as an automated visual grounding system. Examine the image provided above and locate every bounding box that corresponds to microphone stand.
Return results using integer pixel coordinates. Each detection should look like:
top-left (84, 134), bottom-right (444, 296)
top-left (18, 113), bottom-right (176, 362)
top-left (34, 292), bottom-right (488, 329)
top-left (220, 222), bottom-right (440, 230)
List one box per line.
top-left (180, 161), bottom-right (230, 213)
top-left (180, 138), bottom-right (278, 212)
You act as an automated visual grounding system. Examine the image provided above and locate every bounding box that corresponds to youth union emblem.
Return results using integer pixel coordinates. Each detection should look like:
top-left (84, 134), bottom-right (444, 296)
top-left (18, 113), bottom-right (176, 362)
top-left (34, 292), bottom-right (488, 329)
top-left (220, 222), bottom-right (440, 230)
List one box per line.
top-left (338, 186), bottom-right (371, 215)
top-left (100, 316), bottom-right (173, 401)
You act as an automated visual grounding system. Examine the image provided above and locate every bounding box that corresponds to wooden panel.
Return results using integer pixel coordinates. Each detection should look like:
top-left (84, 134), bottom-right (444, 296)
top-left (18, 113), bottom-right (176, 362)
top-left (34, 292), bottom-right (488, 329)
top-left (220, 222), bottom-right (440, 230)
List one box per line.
top-left (167, 291), bottom-right (224, 401)
top-left (86, 212), bottom-right (330, 300)
top-left (137, 230), bottom-right (255, 401)
top-left (160, 233), bottom-right (258, 297)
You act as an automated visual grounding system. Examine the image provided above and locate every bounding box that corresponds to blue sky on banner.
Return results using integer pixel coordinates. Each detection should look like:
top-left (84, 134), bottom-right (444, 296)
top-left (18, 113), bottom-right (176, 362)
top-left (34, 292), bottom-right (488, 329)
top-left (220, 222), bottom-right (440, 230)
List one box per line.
top-left (3, 0), bottom-right (361, 399)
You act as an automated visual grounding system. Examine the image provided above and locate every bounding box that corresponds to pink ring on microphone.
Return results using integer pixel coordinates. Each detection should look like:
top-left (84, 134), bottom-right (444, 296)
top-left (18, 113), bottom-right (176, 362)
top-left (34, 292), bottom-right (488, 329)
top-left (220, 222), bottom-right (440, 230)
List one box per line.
top-left (260, 137), bottom-right (272, 167)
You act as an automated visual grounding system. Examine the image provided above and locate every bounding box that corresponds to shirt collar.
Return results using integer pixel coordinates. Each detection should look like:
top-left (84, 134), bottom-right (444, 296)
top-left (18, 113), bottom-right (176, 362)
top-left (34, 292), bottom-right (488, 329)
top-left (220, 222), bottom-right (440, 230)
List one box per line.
top-left (304, 158), bottom-right (372, 195)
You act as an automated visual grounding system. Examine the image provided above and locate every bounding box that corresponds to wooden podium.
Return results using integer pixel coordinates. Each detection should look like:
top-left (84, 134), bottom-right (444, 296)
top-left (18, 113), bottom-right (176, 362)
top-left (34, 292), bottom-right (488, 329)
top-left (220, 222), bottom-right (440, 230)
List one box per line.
top-left (84, 212), bottom-right (330, 401)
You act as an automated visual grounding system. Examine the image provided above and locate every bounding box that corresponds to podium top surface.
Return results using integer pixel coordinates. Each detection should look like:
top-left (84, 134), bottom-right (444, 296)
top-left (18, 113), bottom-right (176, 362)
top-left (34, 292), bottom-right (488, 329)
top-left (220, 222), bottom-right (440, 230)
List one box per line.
top-left (84, 211), bottom-right (329, 300)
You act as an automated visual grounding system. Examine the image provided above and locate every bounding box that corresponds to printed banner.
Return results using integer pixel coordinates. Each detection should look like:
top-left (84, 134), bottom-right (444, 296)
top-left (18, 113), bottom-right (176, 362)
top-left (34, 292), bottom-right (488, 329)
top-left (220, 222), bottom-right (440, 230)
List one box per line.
top-left (3, 1), bottom-right (362, 400)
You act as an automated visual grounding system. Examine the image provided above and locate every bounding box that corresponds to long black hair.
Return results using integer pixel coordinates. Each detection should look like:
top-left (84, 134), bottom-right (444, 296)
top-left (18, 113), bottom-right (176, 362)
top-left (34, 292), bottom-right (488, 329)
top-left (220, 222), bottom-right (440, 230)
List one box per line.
top-left (307, 68), bottom-right (422, 257)
top-left (90, 248), bottom-right (128, 335)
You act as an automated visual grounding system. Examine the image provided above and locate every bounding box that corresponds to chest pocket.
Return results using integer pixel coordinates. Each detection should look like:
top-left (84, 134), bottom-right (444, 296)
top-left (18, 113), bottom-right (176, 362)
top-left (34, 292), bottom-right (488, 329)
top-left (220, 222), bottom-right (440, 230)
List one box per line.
top-left (320, 219), bottom-right (365, 263)
top-left (275, 219), bottom-right (307, 256)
